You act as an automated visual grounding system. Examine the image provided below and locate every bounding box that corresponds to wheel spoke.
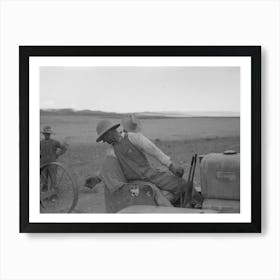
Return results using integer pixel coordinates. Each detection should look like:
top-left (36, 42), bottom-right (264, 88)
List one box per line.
top-left (40, 170), bottom-right (48, 190)
top-left (40, 162), bottom-right (78, 213)
top-left (56, 170), bottom-right (65, 189)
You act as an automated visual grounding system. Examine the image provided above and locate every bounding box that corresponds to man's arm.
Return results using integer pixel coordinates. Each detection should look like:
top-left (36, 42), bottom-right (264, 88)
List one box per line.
top-left (99, 155), bottom-right (127, 193)
top-left (55, 141), bottom-right (68, 157)
top-left (127, 132), bottom-right (171, 167)
top-left (127, 132), bottom-right (184, 177)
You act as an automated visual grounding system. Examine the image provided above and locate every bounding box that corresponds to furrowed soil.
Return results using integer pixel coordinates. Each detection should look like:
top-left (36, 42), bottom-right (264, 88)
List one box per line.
top-left (41, 115), bottom-right (240, 213)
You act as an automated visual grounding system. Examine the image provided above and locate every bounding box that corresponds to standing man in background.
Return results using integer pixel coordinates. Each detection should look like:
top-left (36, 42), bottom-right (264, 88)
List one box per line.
top-left (40, 126), bottom-right (68, 191)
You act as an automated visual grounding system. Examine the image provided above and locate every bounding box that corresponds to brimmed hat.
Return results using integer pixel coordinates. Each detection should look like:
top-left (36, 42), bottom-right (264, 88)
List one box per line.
top-left (41, 125), bottom-right (54, 134)
top-left (121, 114), bottom-right (142, 133)
top-left (96, 120), bottom-right (120, 142)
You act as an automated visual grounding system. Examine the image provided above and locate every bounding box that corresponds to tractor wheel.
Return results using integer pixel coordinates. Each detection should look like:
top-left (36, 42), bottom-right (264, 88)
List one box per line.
top-left (40, 162), bottom-right (78, 213)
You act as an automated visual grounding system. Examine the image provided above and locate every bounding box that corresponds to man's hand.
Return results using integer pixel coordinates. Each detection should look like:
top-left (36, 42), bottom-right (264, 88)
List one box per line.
top-left (169, 163), bottom-right (184, 177)
top-left (85, 176), bottom-right (101, 189)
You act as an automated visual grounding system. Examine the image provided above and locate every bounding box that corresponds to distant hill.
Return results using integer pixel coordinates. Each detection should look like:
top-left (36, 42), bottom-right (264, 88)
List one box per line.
top-left (41, 109), bottom-right (124, 118)
top-left (40, 108), bottom-right (240, 118)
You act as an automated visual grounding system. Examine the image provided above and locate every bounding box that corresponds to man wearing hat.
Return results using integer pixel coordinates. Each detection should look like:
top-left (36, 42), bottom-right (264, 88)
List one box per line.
top-left (121, 114), bottom-right (142, 133)
top-left (96, 119), bottom-right (200, 207)
top-left (40, 126), bottom-right (68, 191)
top-left (85, 115), bottom-right (173, 212)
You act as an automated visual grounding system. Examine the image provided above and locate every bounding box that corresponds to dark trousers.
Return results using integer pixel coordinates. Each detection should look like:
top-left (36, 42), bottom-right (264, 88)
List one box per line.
top-left (40, 165), bottom-right (57, 190)
top-left (146, 169), bottom-right (203, 206)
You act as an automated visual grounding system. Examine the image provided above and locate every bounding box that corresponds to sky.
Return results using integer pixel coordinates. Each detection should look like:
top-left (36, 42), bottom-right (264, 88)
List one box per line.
top-left (40, 66), bottom-right (240, 114)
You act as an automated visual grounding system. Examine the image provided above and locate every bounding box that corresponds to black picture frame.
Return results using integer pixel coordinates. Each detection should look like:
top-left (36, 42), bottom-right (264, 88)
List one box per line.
top-left (20, 46), bottom-right (261, 233)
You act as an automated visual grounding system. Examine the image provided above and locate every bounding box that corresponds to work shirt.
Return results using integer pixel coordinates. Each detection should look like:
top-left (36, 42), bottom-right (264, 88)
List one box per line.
top-left (107, 132), bottom-right (172, 168)
top-left (112, 133), bottom-right (183, 197)
top-left (101, 132), bottom-right (201, 209)
top-left (40, 139), bottom-right (66, 165)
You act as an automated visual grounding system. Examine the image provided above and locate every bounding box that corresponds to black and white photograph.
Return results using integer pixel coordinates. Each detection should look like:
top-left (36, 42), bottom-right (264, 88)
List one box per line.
top-left (40, 66), bottom-right (241, 214)
top-left (20, 46), bottom-right (261, 232)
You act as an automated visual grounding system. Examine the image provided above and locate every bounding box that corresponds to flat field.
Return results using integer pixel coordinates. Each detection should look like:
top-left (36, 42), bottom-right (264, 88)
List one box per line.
top-left (40, 115), bottom-right (240, 213)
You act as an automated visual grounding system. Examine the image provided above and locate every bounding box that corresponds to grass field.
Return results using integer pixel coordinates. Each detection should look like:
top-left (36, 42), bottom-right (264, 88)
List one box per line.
top-left (40, 115), bottom-right (240, 143)
top-left (40, 115), bottom-right (240, 213)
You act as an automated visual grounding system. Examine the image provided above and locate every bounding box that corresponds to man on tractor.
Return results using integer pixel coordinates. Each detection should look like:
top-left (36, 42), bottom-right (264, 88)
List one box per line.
top-left (94, 118), bottom-right (202, 209)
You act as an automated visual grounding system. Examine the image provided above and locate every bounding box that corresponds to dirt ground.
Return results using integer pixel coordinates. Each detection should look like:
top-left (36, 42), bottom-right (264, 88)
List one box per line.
top-left (57, 136), bottom-right (240, 213)
top-left (40, 115), bottom-right (240, 213)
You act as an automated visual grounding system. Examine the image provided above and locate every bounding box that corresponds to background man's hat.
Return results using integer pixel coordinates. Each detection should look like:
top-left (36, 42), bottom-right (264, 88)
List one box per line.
top-left (41, 125), bottom-right (54, 134)
top-left (121, 114), bottom-right (142, 133)
top-left (96, 120), bottom-right (120, 142)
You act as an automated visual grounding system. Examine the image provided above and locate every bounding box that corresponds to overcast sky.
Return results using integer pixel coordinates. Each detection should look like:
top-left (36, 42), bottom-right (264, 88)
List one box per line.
top-left (40, 66), bottom-right (240, 113)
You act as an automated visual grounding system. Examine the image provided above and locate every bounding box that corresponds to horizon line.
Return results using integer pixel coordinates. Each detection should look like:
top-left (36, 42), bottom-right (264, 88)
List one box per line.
top-left (40, 107), bottom-right (240, 114)
top-left (40, 108), bottom-right (240, 117)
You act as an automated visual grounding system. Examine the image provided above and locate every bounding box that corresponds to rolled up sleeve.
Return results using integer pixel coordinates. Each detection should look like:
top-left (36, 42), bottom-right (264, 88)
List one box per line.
top-left (127, 132), bottom-right (172, 168)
